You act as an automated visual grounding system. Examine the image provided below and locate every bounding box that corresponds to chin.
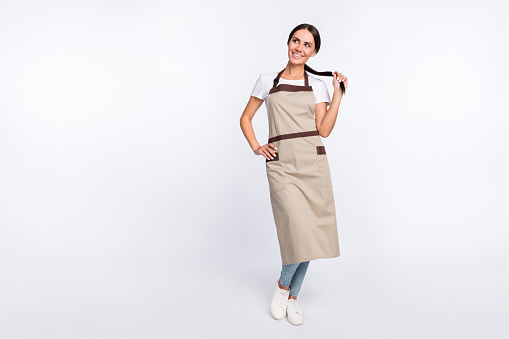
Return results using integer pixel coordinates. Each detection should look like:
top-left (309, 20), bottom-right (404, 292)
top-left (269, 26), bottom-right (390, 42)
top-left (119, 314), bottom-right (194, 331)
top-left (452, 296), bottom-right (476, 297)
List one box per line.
top-left (288, 54), bottom-right (307, 65)
top-left (290, 60), bottom-right (306, 66)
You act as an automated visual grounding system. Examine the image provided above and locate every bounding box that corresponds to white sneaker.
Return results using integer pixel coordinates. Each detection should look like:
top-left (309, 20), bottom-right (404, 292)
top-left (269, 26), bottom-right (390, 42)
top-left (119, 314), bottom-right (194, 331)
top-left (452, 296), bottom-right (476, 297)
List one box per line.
top-left (287, 299), bottom-right (304, 325)
top-left (270, 280), bottom-right (290, 320)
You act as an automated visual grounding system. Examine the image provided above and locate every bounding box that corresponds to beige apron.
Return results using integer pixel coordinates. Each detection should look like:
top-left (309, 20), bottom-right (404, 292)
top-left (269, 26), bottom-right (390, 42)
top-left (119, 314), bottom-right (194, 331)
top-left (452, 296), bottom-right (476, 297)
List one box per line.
top-left (266, 69), bottom-right (340, 265)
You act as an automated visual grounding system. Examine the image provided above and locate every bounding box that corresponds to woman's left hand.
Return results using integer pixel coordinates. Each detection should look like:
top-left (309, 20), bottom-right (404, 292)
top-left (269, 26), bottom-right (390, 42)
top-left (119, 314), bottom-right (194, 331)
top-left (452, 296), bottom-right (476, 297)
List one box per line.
top-left (332, 71), bottom-right (348, 92)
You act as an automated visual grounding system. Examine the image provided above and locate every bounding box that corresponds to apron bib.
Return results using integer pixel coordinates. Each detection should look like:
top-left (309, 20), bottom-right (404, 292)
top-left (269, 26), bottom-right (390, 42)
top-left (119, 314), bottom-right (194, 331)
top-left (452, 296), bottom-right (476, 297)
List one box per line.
top-left (265, 68), bottom-right (340, 265)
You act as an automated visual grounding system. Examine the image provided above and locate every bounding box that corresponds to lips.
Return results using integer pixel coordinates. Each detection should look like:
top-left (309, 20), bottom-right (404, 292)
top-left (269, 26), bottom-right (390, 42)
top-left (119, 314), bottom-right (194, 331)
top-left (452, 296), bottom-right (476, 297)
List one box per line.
top-left (292, 52), bottom-right (303, 59)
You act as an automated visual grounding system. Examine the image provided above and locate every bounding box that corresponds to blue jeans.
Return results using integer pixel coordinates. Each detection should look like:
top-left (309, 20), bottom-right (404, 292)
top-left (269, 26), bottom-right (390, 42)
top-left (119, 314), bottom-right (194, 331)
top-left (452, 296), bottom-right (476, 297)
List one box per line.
top-left (279, 261), bottom-right (310, 297)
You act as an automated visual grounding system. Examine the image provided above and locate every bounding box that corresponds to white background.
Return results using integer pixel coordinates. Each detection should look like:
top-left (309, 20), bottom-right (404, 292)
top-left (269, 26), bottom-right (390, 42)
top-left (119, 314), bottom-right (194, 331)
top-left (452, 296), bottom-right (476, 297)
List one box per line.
top-left (0, 0), bottom-right (508, 338)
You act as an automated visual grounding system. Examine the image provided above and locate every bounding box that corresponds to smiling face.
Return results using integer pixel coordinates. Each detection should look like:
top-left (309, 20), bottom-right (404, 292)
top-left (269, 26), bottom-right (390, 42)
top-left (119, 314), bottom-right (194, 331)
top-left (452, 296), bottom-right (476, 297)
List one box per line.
top-left (287, 29), bottom-right (317, 65)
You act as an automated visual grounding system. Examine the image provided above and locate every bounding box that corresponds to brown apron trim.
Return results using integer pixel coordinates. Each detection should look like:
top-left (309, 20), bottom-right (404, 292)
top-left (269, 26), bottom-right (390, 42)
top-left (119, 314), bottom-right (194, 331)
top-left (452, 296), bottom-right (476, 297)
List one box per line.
top-left (317, 145), bottom-right (326, 154)
top-left (268, 130), bottom-right (319, 143)
top-left (270, 68), bottom-right (310, 94)
top-left (265, 151), bottom-right (280, 162)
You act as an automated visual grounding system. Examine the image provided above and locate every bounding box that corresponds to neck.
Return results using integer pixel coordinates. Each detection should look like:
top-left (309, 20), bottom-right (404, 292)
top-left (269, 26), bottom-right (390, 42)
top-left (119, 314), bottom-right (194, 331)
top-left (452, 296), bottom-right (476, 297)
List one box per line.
top-left (283, 62), bottom-right (306, 78)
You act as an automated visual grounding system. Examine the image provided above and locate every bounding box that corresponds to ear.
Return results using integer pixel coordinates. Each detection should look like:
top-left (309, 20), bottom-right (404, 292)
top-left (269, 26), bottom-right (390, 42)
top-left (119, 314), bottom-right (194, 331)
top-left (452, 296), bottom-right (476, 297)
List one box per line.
top-left (311, 49), bottom-right (317, 57)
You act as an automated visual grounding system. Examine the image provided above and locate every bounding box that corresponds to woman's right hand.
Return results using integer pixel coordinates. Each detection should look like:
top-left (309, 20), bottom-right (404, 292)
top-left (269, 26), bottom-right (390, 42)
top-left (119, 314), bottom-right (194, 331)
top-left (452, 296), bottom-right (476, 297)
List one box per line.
top-left (254, 143), bottom-right (277, 160)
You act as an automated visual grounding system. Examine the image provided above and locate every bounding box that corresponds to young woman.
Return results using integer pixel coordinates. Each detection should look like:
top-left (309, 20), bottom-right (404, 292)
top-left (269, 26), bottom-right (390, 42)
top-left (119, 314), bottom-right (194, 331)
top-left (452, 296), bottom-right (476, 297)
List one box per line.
top-left (239, 23), bottom-right (348, 326)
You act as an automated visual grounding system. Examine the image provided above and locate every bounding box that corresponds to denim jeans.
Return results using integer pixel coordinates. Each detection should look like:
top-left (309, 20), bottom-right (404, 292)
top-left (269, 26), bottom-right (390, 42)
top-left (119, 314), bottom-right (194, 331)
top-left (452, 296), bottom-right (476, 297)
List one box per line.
top-left (279, 261), bottom-right (310, 297)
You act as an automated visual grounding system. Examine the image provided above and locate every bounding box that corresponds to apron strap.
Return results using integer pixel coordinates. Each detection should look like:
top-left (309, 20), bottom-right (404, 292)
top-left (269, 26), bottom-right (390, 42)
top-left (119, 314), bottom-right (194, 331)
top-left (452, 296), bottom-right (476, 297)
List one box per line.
top-left (272, 69), bottom-right (285, 89)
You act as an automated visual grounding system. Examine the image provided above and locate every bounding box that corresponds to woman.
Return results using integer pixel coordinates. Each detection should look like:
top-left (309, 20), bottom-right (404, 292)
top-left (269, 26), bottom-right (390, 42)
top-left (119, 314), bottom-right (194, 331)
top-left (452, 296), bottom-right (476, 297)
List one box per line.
top-left (239, 23), bottom-right (348, 326)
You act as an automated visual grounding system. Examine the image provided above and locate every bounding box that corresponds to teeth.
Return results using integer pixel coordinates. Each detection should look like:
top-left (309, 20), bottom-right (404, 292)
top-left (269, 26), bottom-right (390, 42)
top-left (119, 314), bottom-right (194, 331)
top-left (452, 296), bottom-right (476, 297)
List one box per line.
top-left (292, 52), bottom-right (302, 58)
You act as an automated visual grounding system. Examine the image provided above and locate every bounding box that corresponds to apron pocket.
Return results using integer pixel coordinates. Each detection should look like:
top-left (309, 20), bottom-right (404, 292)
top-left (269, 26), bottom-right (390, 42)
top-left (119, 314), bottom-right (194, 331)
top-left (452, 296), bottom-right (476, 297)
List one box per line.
top-left (316, 146), bottom-right (332, 188)
top-left (265, 151), bottom-right (279, 162)
top-left (266, 159), bottom-right (286, 193)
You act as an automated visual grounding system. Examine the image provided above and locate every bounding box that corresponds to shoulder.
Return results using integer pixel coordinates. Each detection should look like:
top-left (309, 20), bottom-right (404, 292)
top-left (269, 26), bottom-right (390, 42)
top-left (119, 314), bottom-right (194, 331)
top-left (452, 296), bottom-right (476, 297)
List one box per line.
top-left (254, 72), bottom-right (279, 90)
top-left (258, 72), bottom-right (279, 82)
top-left (307, 73), bottom-right (328, 88)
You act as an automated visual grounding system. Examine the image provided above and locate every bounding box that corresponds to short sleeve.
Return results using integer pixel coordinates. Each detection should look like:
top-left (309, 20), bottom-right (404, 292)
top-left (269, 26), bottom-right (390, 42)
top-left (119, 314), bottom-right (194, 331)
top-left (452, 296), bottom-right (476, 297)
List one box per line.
top-left (315, 79), bottom-right (331, 106)
top-left (251, 75), bottom-right (265, 101)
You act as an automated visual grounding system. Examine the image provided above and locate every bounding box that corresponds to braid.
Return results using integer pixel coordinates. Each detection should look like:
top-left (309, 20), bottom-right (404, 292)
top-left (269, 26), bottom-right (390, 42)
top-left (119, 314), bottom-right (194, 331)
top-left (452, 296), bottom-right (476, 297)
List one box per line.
top-left (304, 64), bottom-right (346, 94)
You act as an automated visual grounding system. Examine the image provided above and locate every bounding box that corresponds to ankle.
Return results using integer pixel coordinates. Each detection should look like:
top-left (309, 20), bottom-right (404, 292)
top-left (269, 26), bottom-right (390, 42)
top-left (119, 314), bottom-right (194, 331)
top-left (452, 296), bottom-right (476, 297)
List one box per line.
top-left (278, 280), bottom-right (290, 291)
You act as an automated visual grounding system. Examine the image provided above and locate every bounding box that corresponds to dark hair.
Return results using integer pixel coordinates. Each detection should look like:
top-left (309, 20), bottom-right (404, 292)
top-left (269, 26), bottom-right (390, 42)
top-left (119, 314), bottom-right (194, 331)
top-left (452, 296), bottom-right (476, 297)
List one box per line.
top-left (287, 23), bottom-right (346, 94)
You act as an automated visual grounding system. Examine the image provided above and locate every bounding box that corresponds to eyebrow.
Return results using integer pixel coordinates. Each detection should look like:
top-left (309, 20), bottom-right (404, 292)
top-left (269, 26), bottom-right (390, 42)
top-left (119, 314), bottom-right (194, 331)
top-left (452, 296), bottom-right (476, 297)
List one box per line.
top-left (293, 37), bottom-right (313, 45)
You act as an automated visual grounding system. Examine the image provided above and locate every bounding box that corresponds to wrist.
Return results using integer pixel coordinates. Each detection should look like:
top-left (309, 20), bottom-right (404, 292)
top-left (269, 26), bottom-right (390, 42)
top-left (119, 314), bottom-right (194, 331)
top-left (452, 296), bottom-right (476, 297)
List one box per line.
top-left (333, 88), bottom-right (344, 98)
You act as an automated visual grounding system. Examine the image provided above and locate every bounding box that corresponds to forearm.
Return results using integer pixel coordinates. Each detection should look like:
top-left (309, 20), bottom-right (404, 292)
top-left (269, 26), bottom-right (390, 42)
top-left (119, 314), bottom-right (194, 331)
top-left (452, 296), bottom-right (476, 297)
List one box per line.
top-left (320, 89), bottom-right (343, 137)
top-left (240, 116), bottom-right (261, 152)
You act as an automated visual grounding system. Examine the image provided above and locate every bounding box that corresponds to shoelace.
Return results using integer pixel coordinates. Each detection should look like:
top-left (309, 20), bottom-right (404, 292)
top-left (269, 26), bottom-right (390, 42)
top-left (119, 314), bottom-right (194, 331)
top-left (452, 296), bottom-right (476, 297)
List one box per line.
top-left (288, 300), bottom-right (302, 316)
top-left (277, 290), bottom-right (288, 309)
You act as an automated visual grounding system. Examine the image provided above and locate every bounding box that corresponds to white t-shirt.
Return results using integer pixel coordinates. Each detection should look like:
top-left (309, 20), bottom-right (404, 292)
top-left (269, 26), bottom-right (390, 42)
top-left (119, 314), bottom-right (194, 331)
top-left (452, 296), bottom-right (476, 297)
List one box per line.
top-left (251, 71), bottom-right (331, 106)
